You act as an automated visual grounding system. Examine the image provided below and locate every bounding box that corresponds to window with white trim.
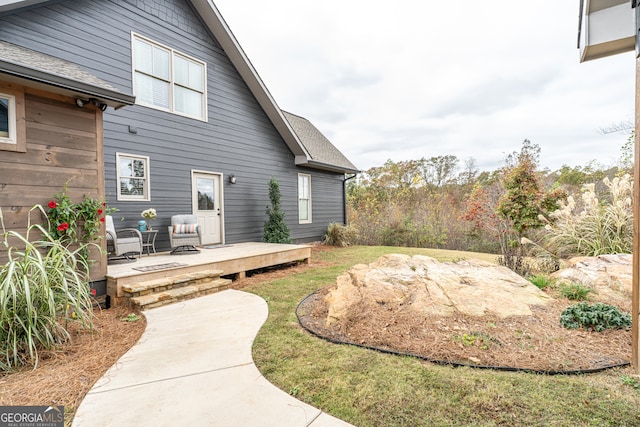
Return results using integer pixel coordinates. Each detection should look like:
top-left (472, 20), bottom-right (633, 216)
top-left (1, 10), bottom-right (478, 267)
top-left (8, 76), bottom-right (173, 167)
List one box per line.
top-left (298, 174), bottom-right (312, 224)
top-left (132, 33), bottom-right (207, 121)
top-left (0, 87), bottom-right (26, 153)
top-left (116, 153), bottom-right (150, 201)
top-left (0, 93), bottom-right (15, 143)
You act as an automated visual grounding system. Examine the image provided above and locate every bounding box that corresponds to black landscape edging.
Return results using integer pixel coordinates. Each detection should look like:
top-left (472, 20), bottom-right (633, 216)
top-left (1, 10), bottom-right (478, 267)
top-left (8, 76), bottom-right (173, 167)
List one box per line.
top-left (295, 291), bottom-right (630, 376)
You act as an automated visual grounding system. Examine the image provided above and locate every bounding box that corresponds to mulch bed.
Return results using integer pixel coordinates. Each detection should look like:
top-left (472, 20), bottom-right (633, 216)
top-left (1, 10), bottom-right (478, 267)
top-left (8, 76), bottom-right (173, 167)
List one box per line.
top-left (0, 306), bottom-right (146, 413)
top-left (297, 287), bottom-right (632, 373)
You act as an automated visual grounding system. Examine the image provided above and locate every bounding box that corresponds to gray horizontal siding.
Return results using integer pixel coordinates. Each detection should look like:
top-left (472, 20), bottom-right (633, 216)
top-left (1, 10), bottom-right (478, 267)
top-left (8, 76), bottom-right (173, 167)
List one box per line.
top-left (289, 169), bottom-right (346, 243)
top-left (0, 0), bottom-right (347, 250)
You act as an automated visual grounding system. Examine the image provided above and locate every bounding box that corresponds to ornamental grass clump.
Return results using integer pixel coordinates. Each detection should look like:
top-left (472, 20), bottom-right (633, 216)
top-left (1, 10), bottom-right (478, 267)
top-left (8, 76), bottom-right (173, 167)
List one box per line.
top-left (559, 282), bottom-right (591, 301)
top-left (0, 206), bottom-right (94, 371)
top-left (324, 222), bottom-right (357, 247)
top-left (527, 274), bottom-right (554, 290)
top-left (543, 175), bottom-right (632, 257)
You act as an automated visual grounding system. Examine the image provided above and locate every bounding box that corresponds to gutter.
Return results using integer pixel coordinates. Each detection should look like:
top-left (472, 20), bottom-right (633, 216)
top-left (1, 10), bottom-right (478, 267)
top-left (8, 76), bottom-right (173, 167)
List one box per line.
top-left (577, 0), bottom-right (584, 49)
top-left (296, 157), bottom-right (360, 175)
top-left (343, 173), bottom-right (358, 225)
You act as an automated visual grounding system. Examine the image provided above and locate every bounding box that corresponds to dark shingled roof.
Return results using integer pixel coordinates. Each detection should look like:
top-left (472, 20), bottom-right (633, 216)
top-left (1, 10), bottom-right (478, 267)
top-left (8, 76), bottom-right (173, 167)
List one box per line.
top-left (283, 111), bottom-right (358, 174)
top-left (0, 40), bottom-right (134, 107)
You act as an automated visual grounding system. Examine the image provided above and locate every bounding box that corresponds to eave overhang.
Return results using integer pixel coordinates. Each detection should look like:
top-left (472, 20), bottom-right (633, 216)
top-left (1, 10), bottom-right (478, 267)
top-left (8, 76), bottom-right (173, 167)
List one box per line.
top-left (0, 60), bottom-right (135, 108)
top-left (578, 0), bottom-right (635, 62)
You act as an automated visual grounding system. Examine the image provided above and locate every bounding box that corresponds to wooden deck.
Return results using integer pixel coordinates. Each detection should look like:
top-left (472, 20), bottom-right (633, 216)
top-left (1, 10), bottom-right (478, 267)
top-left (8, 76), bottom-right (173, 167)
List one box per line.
top-left (106, 242), bottom-right (311, 306)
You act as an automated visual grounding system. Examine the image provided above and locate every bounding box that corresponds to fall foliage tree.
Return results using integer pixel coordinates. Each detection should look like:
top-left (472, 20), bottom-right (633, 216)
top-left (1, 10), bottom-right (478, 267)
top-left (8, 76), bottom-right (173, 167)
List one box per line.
top-left (495, 140), bottom-right (566, 273)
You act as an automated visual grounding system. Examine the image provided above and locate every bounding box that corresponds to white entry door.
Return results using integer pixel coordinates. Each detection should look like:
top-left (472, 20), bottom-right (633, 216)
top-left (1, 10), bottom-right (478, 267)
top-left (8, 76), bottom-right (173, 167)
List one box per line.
top-left (192, 172), bottom-right (222, 245)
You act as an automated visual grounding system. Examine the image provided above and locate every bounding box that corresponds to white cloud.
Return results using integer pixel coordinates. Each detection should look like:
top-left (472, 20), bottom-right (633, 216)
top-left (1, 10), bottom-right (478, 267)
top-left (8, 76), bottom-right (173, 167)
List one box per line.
top-left (214, 0), bottom-right (635, 172)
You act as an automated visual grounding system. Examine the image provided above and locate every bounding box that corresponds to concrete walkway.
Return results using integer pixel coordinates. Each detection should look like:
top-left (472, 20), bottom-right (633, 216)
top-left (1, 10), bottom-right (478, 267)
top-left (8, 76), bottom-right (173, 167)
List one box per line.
top-left (72, 290), bottom-right (353, 427)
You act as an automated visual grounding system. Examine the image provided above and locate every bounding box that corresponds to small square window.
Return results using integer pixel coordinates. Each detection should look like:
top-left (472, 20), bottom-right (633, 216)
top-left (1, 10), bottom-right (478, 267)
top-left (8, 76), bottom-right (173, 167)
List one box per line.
top-left (116, 153), bottom-right (150, 201)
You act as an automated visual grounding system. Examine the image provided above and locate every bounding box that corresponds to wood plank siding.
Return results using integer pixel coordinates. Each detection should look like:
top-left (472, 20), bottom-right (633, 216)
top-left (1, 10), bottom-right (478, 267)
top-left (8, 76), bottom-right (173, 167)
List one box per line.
top-left (0, 82), bottom-right (107, 280)
top-left (0, 0), bottom-right (347, 252)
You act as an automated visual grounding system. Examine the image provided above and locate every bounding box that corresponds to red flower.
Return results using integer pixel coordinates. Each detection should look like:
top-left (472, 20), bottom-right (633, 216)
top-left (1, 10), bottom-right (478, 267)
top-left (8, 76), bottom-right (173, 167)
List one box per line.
top-left (57, 222), bottom-right (69, 231)
top-left (100, 217), bottom-right (105, 222)
top-left (102, 202), bottom-right (107, 207)
top-left (48, 201), bottom-right (57, 209)
top-left (97, 208), bottom-right (103, 215)
top-left (90, 288), bottom-right (97, 296)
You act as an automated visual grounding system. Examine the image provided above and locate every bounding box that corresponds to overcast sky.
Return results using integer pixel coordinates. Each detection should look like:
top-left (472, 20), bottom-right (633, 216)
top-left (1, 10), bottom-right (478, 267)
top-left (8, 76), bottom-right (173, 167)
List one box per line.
top-left (213, 0), bottom-right (635, 172)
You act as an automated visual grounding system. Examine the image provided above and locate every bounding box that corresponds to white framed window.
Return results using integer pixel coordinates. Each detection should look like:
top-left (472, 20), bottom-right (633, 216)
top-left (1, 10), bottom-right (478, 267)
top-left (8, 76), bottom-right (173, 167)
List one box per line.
top-left (0, 94), bottom-right (15, 143)
top-left (0, 88), bottom-right (26, 152)
top-left (132, 33), bottom-right (207, 121)
top-left (116, 153), bottom-right (150, 201)
top-left (298, 173), bottom-right (312, 224)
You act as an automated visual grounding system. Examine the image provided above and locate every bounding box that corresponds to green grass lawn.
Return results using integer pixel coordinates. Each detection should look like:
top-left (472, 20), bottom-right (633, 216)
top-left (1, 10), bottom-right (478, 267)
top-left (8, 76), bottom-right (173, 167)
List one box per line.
top-left (244, 246), bottom-right (640, 427)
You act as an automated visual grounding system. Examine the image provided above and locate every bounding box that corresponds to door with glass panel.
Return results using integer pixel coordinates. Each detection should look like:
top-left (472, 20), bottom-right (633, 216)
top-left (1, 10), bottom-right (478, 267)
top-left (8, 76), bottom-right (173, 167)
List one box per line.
top-left (191, 172), bottom-right (222, 245)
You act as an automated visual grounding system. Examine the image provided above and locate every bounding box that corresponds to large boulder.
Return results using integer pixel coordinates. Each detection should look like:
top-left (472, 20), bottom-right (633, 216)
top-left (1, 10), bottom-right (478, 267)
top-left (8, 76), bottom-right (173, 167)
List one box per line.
top-left (550, 254), bottom-right (631, 303)
top-left (324, 254), bottom-right (550, 325)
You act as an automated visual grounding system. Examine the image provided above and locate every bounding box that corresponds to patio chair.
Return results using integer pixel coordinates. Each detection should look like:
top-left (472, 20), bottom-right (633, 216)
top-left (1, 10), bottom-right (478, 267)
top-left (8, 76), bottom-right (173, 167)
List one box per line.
top-left (105, 215), bottom-right (143, 261)
top-left (169, 214), bottom-right (201, 254)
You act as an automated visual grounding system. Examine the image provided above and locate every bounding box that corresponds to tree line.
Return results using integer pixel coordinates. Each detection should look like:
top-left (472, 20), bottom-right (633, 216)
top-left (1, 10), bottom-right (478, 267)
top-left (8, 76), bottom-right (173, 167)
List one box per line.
top-left (345, 138), bottom-right (631, 271)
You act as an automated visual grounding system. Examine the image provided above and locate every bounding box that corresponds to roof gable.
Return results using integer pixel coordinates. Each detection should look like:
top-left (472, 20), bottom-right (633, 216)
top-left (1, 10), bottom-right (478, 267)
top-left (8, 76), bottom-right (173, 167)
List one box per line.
top-left (0, 0), bottom-right (357, 172)
top-left (282, 111), bottom-right (358, 174)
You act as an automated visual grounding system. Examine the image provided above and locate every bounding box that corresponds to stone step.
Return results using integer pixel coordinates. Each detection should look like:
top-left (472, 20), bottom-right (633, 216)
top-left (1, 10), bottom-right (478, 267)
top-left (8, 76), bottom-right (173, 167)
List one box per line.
top-left (130, 278), bottom-right (232, 310)
top-left (121, 270), bottom-right (224, 297)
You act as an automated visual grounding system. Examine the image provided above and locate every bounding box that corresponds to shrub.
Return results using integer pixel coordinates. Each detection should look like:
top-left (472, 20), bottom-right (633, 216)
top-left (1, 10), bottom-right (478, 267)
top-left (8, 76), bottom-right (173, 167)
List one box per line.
top-left (263, 178), bottom-right (291, 244)
top-left (560, 302), bottom-right (631, 332)
top-left (528, 274), bottom-right (554, 290)
top-left (0, 206), bottom-right (94, 371)
top-left (324, 223), bottom-right (357, 247)
top-left (559, 283), bottom-right (591, 301)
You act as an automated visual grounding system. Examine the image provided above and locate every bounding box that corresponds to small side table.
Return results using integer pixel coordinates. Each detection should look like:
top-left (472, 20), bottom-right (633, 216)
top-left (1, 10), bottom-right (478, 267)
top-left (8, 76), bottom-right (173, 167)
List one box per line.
top-left (141, 229), bottom-right (158, 255)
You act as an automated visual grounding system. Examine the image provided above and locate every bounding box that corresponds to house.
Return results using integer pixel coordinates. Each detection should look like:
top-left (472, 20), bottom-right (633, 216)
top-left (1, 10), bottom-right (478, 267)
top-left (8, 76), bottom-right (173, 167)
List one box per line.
top-left (0, 0), bottom-right (358, 262)
top-left (0, 40), bottom-right (134, 280)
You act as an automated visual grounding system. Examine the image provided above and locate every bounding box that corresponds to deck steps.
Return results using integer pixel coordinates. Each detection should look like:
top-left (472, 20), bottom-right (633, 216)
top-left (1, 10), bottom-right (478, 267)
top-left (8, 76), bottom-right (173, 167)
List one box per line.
top-left (123, 270), bottom-right (231, 310)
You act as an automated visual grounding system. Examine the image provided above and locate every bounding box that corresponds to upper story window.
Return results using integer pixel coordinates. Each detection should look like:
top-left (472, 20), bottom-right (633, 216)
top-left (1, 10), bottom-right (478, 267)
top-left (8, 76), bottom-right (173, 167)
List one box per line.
top-left (116, 152), bottom-right (150, 201)
top-left (0, 87), bottom-right (26, 153)
top-left (132, 33), bottom-right (207, 121)
top-left (298, 173), bottom-right (312, 224)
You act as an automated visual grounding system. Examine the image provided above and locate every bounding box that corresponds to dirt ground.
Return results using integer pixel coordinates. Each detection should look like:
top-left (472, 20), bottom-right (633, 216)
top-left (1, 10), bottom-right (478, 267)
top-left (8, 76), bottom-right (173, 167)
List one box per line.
top-left (0, 245), bottom-right (633, 420)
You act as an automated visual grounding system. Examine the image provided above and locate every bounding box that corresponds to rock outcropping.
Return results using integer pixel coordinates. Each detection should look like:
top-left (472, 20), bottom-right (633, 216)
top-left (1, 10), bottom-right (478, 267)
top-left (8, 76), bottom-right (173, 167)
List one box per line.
top-left (550, 254), bottom-right (631, 304)
top-left (324, 254), bottom-right (550, 325)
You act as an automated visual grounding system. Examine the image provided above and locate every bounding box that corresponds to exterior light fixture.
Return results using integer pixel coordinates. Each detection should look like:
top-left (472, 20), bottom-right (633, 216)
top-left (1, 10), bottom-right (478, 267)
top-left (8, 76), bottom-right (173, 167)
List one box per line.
top-left (75, 97), bottom-right (108, 111)
top-left (229, 174), bottom-right (237, 184)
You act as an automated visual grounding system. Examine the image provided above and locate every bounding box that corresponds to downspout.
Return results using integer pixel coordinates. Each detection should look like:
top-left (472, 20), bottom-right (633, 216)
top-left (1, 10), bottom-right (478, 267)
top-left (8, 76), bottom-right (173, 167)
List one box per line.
top-left (343, 173), bottom-right (357, 225)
